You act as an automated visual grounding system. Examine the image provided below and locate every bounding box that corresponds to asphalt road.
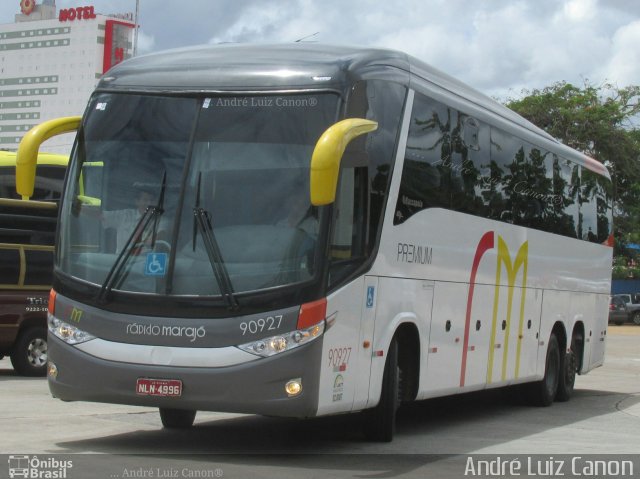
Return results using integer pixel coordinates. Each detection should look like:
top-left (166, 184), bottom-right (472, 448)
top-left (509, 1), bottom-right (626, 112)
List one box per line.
top-left (0, 325), bottom-right (638, 478)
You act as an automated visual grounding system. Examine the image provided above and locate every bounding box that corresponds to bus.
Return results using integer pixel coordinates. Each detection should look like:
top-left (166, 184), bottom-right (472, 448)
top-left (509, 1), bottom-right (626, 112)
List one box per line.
top-left (0, 150), bottom-right (67, 376)
top-left (16, 44), bottom-right (612, 441)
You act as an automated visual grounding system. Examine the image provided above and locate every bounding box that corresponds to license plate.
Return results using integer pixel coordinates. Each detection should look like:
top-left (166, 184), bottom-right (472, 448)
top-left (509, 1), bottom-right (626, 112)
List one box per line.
top-left (136, 378), bottom-right (182, 397)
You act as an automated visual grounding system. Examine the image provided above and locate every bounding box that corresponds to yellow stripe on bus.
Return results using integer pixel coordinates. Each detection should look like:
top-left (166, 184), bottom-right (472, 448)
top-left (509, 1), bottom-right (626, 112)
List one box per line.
top-left (487, 236), bottom-right (528, 383)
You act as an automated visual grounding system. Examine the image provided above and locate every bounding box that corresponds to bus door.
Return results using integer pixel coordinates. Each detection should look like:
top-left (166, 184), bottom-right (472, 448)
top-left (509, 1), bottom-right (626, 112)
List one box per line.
top-left (320, 166), bottom-right (373, 414)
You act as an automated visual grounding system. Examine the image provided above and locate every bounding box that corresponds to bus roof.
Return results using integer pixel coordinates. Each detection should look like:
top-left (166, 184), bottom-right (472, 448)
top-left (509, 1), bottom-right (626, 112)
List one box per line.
top-left (99, 43), bottom-right (408, 91)
top-left (98, 43), bottom-right (608, 178)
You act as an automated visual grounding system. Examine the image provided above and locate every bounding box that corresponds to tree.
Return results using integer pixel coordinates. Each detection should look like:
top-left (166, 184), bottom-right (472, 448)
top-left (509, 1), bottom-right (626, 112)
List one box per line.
top-left (505, 81), bottom-right (640, 276)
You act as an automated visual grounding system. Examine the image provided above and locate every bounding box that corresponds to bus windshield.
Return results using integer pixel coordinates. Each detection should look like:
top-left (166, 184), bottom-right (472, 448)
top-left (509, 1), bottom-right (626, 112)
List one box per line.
top-left (58, 92), bottom-right (339, 299)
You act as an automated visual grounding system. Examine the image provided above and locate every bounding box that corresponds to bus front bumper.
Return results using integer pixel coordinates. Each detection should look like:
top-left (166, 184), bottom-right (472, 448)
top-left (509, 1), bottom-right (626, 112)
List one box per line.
top-left (47, 334), bottom-right (322, 418)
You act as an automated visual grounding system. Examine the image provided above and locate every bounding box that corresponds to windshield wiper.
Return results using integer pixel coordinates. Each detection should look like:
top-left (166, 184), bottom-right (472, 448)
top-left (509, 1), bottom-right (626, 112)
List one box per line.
top-left (193, 207), bottom-right (240, 311)
top-left (150, 172), bottom-right (167, 248)
top-left (96, 176), bottom-right (167, 303)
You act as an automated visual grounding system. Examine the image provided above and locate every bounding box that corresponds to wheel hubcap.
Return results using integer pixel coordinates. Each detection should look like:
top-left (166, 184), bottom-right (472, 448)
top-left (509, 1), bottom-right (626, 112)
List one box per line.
top-left (27, 338), bottom-right (48, 367)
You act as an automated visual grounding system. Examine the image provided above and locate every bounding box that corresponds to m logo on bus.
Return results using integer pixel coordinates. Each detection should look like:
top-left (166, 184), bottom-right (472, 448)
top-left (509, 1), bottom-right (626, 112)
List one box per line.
top-left (460, 231), bottom-right (528, 387)
top-left (70, 307), bottom-right (83, 323)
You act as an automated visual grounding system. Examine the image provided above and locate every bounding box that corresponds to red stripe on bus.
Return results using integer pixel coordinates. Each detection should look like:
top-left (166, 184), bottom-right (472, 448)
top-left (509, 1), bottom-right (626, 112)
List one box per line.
top-left (460, 231), bottom-right (494, 387)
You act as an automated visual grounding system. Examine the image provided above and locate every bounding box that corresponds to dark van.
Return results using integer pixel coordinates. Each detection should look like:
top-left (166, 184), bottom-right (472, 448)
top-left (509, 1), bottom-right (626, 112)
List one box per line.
top-left (0, 150), bottom-right (67, 376)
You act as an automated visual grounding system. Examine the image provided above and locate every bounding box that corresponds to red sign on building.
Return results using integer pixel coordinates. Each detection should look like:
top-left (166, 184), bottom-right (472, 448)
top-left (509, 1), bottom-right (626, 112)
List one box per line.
top-left (103, 20), bottom-right (134, 73)
top-left (59, 6), bottom-right (97, 21)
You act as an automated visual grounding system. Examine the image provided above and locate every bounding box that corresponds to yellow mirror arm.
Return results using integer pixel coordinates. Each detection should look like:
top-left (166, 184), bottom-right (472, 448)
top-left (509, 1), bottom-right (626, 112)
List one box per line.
top-left (17, 116), bottom-right (81, 199)
top-left (310, 118), bottom-right (378, 206)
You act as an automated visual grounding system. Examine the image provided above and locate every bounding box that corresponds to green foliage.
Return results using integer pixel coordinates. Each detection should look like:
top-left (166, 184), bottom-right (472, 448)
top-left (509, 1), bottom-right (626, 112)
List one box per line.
top-left (506, 81), bottom-right (640, 277)
top-left (612, 256), bottom-right (640, 280)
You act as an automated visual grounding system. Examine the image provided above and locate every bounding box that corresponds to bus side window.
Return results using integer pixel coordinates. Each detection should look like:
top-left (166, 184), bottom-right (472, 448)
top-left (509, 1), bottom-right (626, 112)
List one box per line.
top-left (580, 167), bottom-right (599, 242)
top-left (328, 166), bottom-right (368, 285)
top-left (31, 165), bottom-right (65, 201)
top-left (0, 166), bottom-right (17, 199)
top-left (395, 92), bottom-right (488, 224)
top-left (328, 79), bottom-right (406, 289)
top-left (595, 174), bottom-right (612, 244)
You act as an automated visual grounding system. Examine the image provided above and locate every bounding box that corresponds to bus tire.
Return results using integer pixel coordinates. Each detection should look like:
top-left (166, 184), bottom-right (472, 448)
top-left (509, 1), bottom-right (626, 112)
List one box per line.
top-left (159, 408), bottom-right (196, 429)
top-left (10, 327), bottom-right (48, 377)
top-left (528, 334), bottom-right (560, 407)
top-left (556, 335), bottom-right (579, 402)
top-left (362, 338), bottom-right (399, 442)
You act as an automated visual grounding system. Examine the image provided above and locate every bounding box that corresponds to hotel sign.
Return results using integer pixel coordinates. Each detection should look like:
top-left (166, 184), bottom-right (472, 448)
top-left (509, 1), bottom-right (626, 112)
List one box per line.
top-left (59, 5), bottom-right (97, 22)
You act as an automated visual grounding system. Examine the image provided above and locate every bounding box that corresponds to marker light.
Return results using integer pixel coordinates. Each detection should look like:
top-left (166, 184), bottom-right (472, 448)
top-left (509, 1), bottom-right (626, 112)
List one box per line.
top-left (297, 298), bottom-right (327, 329)
top-left (285, 379), bottom-right (303, 397)
top-left (48, 314), bottom-right (96, 345)
top-left (48, 289), bottom-right (57, 316)
top-left (47, 362), bottom-right (58, 378)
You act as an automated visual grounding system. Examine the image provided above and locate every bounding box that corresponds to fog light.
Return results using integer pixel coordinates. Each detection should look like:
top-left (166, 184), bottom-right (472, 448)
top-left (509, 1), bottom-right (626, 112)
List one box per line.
top-left (47, 362), bottom-right (58, 379)
top-left (285, 378), bottom-right (302, 397)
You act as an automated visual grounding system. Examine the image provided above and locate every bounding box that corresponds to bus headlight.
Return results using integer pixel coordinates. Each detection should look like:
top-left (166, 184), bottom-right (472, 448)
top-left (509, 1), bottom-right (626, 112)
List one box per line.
top-left (48, 314), bottom-right (96, 345)
top-left (237, 321), bottom-right (324, 357)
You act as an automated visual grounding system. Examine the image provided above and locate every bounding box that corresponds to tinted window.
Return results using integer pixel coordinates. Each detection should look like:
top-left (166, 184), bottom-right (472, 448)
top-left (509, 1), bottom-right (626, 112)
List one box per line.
top-left (60, 93), bottom-right (340, 297)
top-left (396, 93), bottom-right (489, 224)
top-left (0, 166), bottom-right (15, 198)
top-left (0, 201), bottom-right (57, 246)
top-left (0, 164), bottom-right (65, 201)
top-left (0, 249), bottom-right (20, 285)
top-left (330, 80), bottom-right (406, 287)
top-left (394, 91), bottom-right (612, 243)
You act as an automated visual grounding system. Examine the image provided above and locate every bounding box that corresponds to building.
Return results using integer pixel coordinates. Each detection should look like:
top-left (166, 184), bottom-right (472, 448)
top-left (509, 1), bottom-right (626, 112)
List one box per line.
top-left (0, 0), bottom-right (135, 153)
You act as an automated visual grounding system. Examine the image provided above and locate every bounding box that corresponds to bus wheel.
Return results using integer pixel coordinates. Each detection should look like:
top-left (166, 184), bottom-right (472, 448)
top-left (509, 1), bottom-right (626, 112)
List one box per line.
top-left (362, 338), bottom-right (399, 442)
top-left (528, 333), bottom-right (560, 407)
top-left (159, 408), bottom-right (197, 429)
top-left (556, 333), bottom-right (580, 402)
top-left (10, 327), bottom-right (48, 377)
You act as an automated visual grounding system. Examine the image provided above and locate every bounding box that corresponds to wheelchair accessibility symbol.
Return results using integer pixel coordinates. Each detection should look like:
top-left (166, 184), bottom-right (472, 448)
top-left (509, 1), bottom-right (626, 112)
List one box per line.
top-left (366, 286), bottom-right (375, 308)
top-left (144, 253), bottom-right (167, 276)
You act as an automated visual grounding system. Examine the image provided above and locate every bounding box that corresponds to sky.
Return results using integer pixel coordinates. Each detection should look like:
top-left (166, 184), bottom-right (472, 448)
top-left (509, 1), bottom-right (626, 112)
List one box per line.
top-left (1, 0), bottom-right (639, 100)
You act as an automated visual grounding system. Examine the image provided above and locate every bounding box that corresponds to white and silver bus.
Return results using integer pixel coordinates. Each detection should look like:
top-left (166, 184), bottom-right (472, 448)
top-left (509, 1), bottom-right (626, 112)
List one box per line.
top-left (17, 44), bottom-right (613, 441)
